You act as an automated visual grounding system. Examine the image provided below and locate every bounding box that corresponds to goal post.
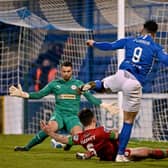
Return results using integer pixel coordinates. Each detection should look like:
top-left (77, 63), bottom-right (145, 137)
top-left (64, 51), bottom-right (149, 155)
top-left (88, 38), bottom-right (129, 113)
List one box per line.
top-left (117, 0), bottom-right (125, 132)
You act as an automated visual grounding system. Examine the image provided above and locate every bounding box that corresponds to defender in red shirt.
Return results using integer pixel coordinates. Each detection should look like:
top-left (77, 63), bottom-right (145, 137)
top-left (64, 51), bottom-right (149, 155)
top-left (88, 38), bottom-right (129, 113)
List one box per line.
top-left (41, 108), bottom-right (168, 161)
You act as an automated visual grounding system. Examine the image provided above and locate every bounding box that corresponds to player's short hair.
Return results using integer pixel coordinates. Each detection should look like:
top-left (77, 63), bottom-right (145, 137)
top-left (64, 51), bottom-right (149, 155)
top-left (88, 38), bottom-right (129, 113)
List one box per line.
top-left (61, 61), bottom-right (72, 67)
top-left (78, 108), bottom-right (94, 126)
top-left (143, 20), bottom-right (158, 33)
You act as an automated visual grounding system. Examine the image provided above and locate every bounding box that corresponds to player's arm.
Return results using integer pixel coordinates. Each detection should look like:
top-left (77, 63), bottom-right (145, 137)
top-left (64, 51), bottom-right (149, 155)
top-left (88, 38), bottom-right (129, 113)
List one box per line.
top-left (9, 83), bottom-right (52, 99)
top-left (86, 38), bottom-right (126, 50)
top-left (9, 84), bottom-right (29, 98)
top-left (157, 48), bottom-right (168, 66)
top-left (82, 90), bottom-right (102, 106)
top-left (109, 129), bottom-right (119, 140)
top-left (40, 120), bottom-right (72, 145)
top-left (49, 132), bottom-right (69, 144)
top-left (28, 83), bottom-right (52, 99)
top-left (82, 90), bottom-right (119, 115)
top-left (81, 82), bottom-right (119, 115)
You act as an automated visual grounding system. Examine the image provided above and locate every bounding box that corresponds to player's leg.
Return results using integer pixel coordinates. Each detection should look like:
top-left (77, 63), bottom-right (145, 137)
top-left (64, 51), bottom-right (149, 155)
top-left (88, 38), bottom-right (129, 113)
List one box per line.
top-left (125, 147), bottom-right (150, 161)
top-left (116, 111), bottom-right (138, 162)
top-left (14, 113), bottom-right (62, 151)
top-left (63, 115), bottom-right (82, 151)
top-left (115, 71), bottom-right (142, 162)
top-left (87, 70), bottom-right (140, 162)
top-left (90, 70), bottom-right (131, 161)
top-left (149, 148), bottom-right (168, 159)
top-left (15, 120), bottom-right (59, 151)
top-left (127, 147), bottom-right (168, 160)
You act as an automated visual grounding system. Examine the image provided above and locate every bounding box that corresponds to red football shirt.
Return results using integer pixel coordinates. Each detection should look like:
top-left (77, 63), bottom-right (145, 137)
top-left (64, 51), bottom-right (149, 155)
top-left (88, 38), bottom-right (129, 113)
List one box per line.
top-left (72, 126), bottom-right (119, 161)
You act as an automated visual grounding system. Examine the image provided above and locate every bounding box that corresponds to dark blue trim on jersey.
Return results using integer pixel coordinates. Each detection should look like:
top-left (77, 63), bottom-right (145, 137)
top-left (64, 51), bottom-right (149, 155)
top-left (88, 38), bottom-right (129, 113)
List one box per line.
top-left (94, 80), bottom-right (103, 91)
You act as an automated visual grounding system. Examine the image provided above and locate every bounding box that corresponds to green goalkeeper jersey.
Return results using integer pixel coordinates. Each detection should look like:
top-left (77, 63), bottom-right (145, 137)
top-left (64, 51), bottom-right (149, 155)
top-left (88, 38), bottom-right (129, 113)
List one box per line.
top-left (29, 78), bottom-right (102, 116)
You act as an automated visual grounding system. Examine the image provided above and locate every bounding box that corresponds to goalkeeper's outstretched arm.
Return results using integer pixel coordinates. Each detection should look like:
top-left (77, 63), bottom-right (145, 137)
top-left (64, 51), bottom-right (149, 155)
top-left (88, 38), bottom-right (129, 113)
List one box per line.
top-left (9, 84), bottom-right (29, 98)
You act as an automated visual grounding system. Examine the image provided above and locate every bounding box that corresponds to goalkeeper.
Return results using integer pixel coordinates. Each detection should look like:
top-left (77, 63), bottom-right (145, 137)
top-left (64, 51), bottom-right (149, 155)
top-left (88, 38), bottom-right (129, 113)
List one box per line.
top-left (41, 108), bottom-right (168, 161)
top-left (9, 61), bottom-right (116, 151)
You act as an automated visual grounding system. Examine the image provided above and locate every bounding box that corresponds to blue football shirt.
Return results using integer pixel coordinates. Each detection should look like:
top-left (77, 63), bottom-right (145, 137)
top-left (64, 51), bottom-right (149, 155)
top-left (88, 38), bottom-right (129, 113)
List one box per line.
top-left (93, 35), bottom-right (168, 86)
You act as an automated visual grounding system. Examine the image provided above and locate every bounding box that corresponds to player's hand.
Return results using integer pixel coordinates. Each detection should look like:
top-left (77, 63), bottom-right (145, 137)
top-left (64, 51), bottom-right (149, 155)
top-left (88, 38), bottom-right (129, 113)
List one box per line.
top-left (86, 40), bottom-right (95, 47)
top-left (40, 120), bottom-right (51, 135)
top-left (80, 81), bottom-right (96, 92)
top-left (100, 102), bottom-right (119, 115)
top-left (76, 152), bottom-right (91, 160)
top-left (9, 84), bottom-right (29, 98)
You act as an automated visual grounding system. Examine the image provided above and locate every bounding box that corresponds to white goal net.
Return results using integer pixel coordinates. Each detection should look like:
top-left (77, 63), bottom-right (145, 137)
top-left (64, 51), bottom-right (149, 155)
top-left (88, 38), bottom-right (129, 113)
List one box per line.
top-left (1, 0), bottom-right (168, 141)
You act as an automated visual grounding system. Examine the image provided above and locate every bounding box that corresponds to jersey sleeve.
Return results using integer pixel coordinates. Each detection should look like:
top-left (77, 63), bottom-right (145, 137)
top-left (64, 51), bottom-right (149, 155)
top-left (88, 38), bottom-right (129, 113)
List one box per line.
top-left (101, 127), bottom-right (116, 140)
top-left (157, 47), bottom-right (168, 66)
top-left (109, 131), bottom-right (116, 140)
top-left (77, 80), bottom-right (102, 105)
top-left (70, 134), bottom-right (80, 145)
top-left (83, 91), bottom-right (102, 106)
top-left (29, 82), bottom-right (53, 99)
top-left (93, 38), bottom-right (127, 50)
top-left (67, 136), bottom-right (75, 145)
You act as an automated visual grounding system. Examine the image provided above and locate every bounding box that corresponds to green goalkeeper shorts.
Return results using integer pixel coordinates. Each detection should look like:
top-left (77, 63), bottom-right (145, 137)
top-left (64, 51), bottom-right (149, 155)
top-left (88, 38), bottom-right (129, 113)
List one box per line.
top-left (50, 112), bottom-right (82, 133)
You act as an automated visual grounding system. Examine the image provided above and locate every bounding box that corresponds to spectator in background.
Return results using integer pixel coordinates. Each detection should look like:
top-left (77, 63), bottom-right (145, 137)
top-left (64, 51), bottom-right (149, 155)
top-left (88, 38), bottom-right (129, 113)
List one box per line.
top-left (28, 43), bottom-right (62, 91)
top-left (34, 58), bottom-right (57, 91)
top-left (36, 43), bottom-right (62, 68)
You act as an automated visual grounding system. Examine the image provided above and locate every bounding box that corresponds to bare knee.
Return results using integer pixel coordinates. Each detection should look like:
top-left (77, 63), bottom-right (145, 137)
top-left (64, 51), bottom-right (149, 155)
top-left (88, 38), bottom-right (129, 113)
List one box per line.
top-left (124, 111), bottom-right (138, 123)
top-left (70, 125), bottom-right (82, 135)
top-left (48, 120), bottom-right (58, 132)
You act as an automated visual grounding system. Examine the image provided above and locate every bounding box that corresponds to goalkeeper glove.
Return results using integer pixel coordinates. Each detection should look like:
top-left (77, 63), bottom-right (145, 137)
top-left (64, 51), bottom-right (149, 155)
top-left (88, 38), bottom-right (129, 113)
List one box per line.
top-left (9, 84), bottom-right (29, 98)
top-left (80, 81), bottom-right (96, 92)
top-left (100, 102), bottom-right (119, 115)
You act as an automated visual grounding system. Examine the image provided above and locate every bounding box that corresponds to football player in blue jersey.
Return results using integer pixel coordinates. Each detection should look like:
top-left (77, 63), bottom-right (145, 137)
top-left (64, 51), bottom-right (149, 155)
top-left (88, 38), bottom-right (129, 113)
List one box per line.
top-left (82, 20), bottom-right (168, 162)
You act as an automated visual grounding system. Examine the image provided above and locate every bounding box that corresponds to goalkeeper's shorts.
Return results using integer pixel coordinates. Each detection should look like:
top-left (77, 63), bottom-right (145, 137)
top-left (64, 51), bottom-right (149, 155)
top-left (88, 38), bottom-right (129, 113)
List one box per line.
top-left (50, 113), bottom-right (82, 133)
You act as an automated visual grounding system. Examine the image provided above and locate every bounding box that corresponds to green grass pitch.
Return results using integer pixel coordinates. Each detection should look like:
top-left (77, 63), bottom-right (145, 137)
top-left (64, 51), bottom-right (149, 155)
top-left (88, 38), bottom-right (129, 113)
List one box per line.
top-left (0, 134), bottom-right (168, 168)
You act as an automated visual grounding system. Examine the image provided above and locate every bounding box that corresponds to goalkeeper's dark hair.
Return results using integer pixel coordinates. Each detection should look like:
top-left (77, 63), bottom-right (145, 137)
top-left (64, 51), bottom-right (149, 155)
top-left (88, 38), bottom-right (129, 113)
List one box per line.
top-left (61, 61), bottom-right (72, 67)
top-left (78, 108), bottom-right (94, 126)
top-left (143, 20), bottom-right (158, 34)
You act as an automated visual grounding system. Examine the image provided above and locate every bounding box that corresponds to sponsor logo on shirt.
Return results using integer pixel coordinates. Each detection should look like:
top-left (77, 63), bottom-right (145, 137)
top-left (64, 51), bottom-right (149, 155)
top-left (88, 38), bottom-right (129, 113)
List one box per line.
top-left (59, 94), bottom-right (76, 99)
top-left (83, 133), bottom-right (91, 138)
top-left (55, 85), bottom-right (61, 89)
top-left (73, 135), bottom-right (79, 141)
top-left (134, 39), bottom-right (150, 45)
top-left (71, 85), bottom-right (77, 90)
top-left (80, 135), bottom-right (96, 144)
